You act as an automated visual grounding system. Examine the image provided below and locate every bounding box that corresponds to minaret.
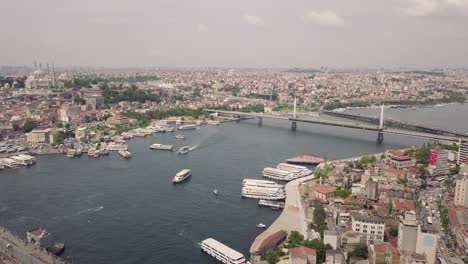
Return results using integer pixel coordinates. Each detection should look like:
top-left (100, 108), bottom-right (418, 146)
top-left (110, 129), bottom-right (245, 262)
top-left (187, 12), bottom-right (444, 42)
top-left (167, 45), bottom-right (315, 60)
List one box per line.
top-left (51, 63), bottom-right (56, 87)
top-left (34, 60), bottom-right (37, 69)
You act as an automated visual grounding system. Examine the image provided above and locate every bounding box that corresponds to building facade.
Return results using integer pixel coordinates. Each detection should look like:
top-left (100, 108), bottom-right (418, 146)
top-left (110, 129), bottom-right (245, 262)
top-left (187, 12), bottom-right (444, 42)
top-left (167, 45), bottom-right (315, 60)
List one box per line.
top-left (351, 213), bottom-right (385, 242)
top-left (26, 129), bottom-right (50, 144)
top-left (455, 176), bottom-right (468, 207)
top-left (398, 211), bottom-right (418, 254)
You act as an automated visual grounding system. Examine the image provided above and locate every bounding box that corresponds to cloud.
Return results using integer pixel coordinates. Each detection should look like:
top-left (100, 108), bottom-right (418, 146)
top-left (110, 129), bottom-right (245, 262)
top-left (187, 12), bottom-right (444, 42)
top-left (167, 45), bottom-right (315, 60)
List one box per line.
top-left (240, 14), bottom-right (264, 26)
top-left (196, 24), bottom-right (209, 33)
top-left (302, 10), bottom-right (344, 28)
top-left (400, 0), bottom-right (468, 17)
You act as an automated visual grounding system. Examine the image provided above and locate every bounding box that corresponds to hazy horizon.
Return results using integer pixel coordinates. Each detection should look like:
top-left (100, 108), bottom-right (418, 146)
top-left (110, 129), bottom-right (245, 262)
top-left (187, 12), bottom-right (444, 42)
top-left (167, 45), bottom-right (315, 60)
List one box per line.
top-left (2, 0), bottom-right (468, 69)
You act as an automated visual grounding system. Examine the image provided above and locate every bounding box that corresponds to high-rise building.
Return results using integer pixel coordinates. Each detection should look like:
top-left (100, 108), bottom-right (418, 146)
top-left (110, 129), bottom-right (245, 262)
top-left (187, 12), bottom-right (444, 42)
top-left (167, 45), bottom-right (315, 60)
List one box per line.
top-left (459, 141), bottom-right (468, 164)
top-left (455, 175), bottom-right (468, 207)
top-left (429, 150), bottom-right (449, 176)
top-left (415, 226), bottom-right (438, 264)
top-left (398, 211), bottom-right (418, 254)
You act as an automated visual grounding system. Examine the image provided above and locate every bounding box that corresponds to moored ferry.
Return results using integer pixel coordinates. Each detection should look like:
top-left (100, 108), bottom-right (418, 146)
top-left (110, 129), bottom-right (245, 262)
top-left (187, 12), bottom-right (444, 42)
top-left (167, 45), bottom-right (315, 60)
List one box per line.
top-left (118, 150), bottom-right (131, 159)
top-left (149, 144), bottom-right (174, 151)
top-left (172, 169), bottom-right (191, 183)
top-left (277, 163), bottom-right (313, 177)
top-left (262, 167), bottom-right (295, 181)
top-left (201, 238), bottom-right (247, 264)
top-left (287, 154), bottom-right (324, 165)
top-left (178, 124), bottom-right (196, 130)
top-left (241, 179), bottom-right (285, 200)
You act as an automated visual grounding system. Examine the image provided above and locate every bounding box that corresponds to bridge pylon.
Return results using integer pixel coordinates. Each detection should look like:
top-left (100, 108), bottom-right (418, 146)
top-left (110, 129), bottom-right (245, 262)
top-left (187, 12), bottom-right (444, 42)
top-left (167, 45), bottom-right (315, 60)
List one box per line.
top-left (258, 117), bottom-right (263, 126)
top-left (377, 103), bottom-right (384, 143)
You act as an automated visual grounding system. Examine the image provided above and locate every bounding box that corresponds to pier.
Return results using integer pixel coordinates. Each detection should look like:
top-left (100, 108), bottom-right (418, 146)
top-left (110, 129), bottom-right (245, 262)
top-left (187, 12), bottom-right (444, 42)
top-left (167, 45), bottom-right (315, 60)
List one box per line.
top-left (0, 227), bottom-right (69, 264)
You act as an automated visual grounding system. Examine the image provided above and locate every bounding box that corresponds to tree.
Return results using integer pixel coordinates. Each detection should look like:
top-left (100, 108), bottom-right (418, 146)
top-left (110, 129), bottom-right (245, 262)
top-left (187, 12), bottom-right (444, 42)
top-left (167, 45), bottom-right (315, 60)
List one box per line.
top-left (419, 165), bottom-right (428, 177)
top-left (389, 226), bottom-right (398, 237)
top-left (23, 119), bottom-right (36, 133)
top-left (387, 198), bottom-right (393, 215)
top-left (414, 147), bottom-right (431, 165)
top-left (264, 250), bottom-right (279, 264)
top-left (349, 244), bottom-right (368, 259)
top-left (335, 188), bottom-right (352, 198)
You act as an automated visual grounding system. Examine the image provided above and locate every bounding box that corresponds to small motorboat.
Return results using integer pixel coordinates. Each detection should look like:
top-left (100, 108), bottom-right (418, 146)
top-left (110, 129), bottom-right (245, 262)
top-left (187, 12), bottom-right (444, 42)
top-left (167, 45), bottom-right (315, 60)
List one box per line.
top-left (175, 134), bottom-right (185, 139)
top-left (213, 189), bottom-right (219, 195)
top-left (256, 223), bottom-right (267, 228)
top-left (178, 146), bottom-right (190, 155)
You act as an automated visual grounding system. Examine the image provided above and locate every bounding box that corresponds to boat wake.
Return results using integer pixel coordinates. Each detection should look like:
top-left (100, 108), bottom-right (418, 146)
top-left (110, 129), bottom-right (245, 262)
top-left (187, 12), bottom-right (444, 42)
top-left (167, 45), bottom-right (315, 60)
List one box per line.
top-left (73, 206), bottom-right (104, 216)
top-left (189, 145), bottom-right (199, 151)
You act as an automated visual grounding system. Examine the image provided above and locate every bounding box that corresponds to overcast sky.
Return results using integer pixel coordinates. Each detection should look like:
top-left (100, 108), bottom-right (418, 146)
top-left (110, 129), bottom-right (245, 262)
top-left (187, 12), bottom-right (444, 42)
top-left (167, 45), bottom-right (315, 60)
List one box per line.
top-left (1, 0), bottom-right (468, 68)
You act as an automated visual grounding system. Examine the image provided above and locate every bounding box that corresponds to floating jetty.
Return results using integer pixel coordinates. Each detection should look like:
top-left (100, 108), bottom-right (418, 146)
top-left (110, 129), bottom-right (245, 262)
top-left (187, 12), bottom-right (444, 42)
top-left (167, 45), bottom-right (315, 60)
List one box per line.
top-left (287, 154), bottom-right (324, 165)
top-left (258, 200), bottom-right (285, 209)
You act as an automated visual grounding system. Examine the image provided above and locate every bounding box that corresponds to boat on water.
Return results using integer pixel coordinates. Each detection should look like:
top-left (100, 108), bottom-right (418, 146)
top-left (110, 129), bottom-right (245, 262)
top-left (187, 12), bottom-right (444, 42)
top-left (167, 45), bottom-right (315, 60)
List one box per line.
top-left (178, 146), bottom-right (190, 155)
top-left (277, 163), bottom-right (313, 177)
top-left (287, 154), bottom-right (325, 165)
top-left (161, 126), bottom-right (174, 132)
top-left (175, 134), bottom-right (185, 139)
top-left (213, 189), bottom-right (219, 195)
top-left (66, 149), bottom-right (76, 158)
top-left (149, 143), bottom-right (174, 151)
top-left (206, 120), bottom-right (221, 125)
top-left (256, 223), bottom-right (266, 228)
top-left (201, 238), bottom-right (246, 264)
top-left (75, 148), bottom-right (83, 157)
top-left (172, 169), bottom-right (191, 183)
top-left (241, 179), bottom-right (286, 200)
top-left (178, 124), bottom-right (196, 130)
top-left (262, 167), bottom-right (296, 181)
top-left (88, 149), bottom-right (100, 158)
top-left (100, 149), bottom-right (110, 156)
top-left (118, 150), bottom-right (131, 158)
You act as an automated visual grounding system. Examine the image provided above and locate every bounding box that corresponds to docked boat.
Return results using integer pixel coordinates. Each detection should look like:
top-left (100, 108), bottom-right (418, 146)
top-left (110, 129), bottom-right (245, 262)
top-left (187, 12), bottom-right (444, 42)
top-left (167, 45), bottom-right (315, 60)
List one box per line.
top-left (172, 169), bottom-right (191, 183)
top-left (161, 126), bottom-right (174, 132)
top-left (175, 134), bottom-right (185, 139)
top-left (201, 238), bottom-right (246, 264)
top-left (17, 154), bottom-right (36, 164)
top-left (149, 144), bottom-right (174, 151)
top-left (277, 163), bottom-right (313, 177)
top-left (262, 167), bottom-right (296, 181)
top-left (88, 149), bottom-right (100, 158)
top-left (178, 124), bottom-right (196, 130)
top-left (213, 189), bottom-right (219, 195)
top-left (11, 156), bottom-right (33, 166)
top-left (206, 120), bottom-right (221, 125)
top-left (75, 148), bottom-right (83, 157)
top-left (100, 149), bottom-right (110, 156)
top-left (118, 150), bottom-right (131, 159)
top-left (241, 179), bottom-right (286, 200)
top-left (1, 158), bottom-right (20, 169)
top-left (258, 199), bottom-right (285, 209)
top-left (256, 223), bottom-right (267, 228)
top-left (287, 154), bottom-right (325, 165)
top-left (178, 146), bottom-right (190, 155)
top-left (66, 149), bottom-right (76, 158)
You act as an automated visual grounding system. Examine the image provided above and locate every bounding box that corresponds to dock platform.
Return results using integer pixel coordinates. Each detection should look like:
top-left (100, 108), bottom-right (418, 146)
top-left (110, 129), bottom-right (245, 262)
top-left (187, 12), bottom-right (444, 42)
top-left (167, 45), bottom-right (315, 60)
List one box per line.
top-left (258, 200), bottom-right (285, 209)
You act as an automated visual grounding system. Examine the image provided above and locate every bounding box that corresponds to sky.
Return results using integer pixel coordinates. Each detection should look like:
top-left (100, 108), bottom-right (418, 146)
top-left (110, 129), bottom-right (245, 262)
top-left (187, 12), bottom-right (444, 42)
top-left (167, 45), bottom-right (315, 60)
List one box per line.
top-left (1, 0), bottom-right (468, 69)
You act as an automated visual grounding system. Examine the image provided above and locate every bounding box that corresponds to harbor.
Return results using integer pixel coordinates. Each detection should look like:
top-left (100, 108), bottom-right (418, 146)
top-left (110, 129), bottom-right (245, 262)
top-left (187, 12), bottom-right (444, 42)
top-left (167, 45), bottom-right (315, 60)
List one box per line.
top-left (0, 105), bottom-right (453, 264)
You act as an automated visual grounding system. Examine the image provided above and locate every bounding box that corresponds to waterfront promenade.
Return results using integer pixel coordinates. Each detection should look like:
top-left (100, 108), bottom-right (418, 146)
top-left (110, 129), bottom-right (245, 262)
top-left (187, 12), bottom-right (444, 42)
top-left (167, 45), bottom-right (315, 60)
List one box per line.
top-left (249, 174), bottom-right (317, 256)
top-left (0, 227), bottom-right (68, 264)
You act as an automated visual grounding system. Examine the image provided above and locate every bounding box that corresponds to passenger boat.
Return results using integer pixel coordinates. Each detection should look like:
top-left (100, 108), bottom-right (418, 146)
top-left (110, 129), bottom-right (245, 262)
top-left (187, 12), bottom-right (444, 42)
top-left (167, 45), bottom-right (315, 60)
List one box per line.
top-left (1, 158), bottom-right (20, 169)
top-left (11, 156), bottom-right (33, 166)
top-left (262, 167), bottom-right (296, 181)
top-left (149, 144), bottom-right (174, 151)
top-left (118, 150), bottom-right (131, 159)
top-left (178, 146), bottom-right (190, 155)
top-left (241, 179), bottom-right (286, 200)
top-left (172, 169), bottom-right (191, 183)
top-left (201, 238), bottom-right (246, 264)
top-left (213, 189), bottom-right (219, 195)
top-left (256, 223), bottom-right (266, 228)
top-left (175, 134), bottom-right (185, 139)
top-left (178, 124), bottom-right (196, 130)
top-left (277, 163), bottom-right (313, 177)
top-left (161, 126), bottom-right (174, 132)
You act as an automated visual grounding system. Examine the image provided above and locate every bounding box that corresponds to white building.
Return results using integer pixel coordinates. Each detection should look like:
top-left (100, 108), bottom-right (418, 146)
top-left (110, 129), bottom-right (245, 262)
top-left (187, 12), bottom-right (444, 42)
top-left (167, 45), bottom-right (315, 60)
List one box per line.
top-left (26, 129), bottom-right (50, 144)
top-left (459, 141), bottom-right (468, 164)
top-left (351, 213), bottom-right (385, 242)
top-left (25, 69), bottom-right (53, 89)
top-left (323, 231), bottom-right (339, 250)
top-left (398, 211), bottom-right (418, 254)
top-left (429, 150), bottom-right (449, 176)
top-left (58, 105), bottom-right (80, 123)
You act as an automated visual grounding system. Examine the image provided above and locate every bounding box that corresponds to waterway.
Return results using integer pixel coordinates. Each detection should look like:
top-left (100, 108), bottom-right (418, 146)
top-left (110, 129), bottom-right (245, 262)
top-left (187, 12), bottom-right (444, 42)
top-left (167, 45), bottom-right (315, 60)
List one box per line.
top-left (0, 104), bottom-right (467, 264)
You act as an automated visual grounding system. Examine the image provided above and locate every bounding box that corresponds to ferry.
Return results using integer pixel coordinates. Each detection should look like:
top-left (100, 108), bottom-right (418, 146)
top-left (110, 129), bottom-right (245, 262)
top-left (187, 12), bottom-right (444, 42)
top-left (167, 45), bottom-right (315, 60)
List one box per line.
top-left (178, 124), bottom-right (196, 130)
top-left (277, 163), bottom-right (313, 177)
top-left (88, 149), bottom-right (100, 158)
top-left (149, 144), bottom-right (174, 151)
top-left (201, 238), bottom-right (247, 264)
top-left (118, 150), bottom-right (132, 159)
top-left (287, 154), bottom-right (325, 165)
top-left (262, 167), bottom-right (296, 181)
top-left (1, 158), bottom-right (20, 169)
top-left (17, 154), bottom-right (36, 164)
top-left (11, 156), bottom-right (33, 166)
top-left (175, 134), bottom-right (185, 139)
top-left (161, 126), bottom-right (174, 132)
top-left (66, 149), bottom-right (76, 158)
top-left (178, 146), bottom-right (190, 155)
top-left (172, 169), bottom-right (191, 183)
top-left (241, 179), bottom-right (286, 200)
top-left (258, 200), bottom-right (285, 209)
top-left (207, 120), bottom-right (221, 125)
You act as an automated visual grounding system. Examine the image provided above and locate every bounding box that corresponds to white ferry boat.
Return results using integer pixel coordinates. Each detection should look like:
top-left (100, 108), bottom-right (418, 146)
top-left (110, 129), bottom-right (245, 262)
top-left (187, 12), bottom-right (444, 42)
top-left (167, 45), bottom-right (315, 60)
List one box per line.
top-left (262, 167), bottom-right (296, 181)
top-left (178, 124), bottom-right (196, 130)
top-left (172, 169), bottom-right (191, 183)
top-left (277, 163), bottom-right (312, 177)
top-left (118, 150), bottom-right (131, 159)
top-left (207, 120), bottom-right (221, 125)
top-left (66, 149), bottom-right (76, 158)
top-left (1, 158), bottom-right (20, 169)
top-left (11, 156), bottom-right (33, 166)
top-left (149, 144), bottom-right (174, 151)
top-left (201, 238), bottom-right (247, 264)
top-left (241, 179), bottom-right (286, 200)
top-left (17, 154), bottom-right (36, 164)
top-left (161, 126), bottom-right (174, 132)
top-left (106, 142), bottom-right (128, 151)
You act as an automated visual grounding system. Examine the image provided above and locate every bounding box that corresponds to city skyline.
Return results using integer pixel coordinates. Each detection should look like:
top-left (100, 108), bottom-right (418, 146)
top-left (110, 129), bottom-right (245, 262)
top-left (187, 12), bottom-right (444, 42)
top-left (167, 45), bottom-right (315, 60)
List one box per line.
top-left (2, 0), bottom-right (468, 69)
